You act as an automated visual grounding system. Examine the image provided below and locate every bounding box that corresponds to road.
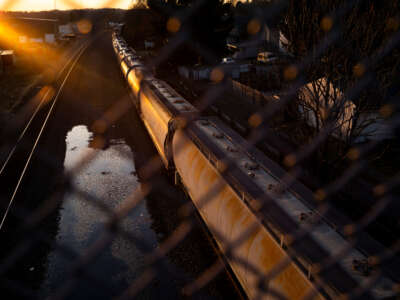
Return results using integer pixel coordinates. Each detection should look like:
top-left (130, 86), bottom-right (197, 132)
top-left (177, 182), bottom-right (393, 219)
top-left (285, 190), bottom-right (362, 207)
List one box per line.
top-left (0, 32), bottom-right (240, 299)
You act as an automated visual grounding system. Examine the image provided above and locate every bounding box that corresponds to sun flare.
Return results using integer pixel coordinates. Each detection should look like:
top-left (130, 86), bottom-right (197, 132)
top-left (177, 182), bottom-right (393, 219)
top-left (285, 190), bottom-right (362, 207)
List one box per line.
top-left (0, 0), bottom-right (132, 11)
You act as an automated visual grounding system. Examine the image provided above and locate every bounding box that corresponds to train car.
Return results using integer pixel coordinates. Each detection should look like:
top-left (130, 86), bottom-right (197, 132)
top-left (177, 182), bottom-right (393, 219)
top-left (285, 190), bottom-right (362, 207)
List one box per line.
top-left (137, 79), bottom-right (198, 170)
top-left (113, 38), bottom-right (130, 59)
top-left (117, 46), bottom-right (132, 62)
top-left (120, 55), bottom-right (141, 78)
top-left (112, 35), bottom-right (150, 99)
top-left (125, 62), bottom-right (152, 101)
top-left (112, 36), bottom-right (119, 54)
top-left (112, 38), bottom-right (127, 60)
top-left (112, 35), bottom-right (198, 170)
top-left (119, 49), bottom-right (136, 65)
top-left (171, 117), bottom-right (397, 299)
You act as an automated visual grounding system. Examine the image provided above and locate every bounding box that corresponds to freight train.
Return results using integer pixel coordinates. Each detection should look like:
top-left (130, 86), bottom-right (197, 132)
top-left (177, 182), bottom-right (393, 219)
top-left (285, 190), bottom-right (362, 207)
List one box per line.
top-left (112, 32), bottom-right (398, 300)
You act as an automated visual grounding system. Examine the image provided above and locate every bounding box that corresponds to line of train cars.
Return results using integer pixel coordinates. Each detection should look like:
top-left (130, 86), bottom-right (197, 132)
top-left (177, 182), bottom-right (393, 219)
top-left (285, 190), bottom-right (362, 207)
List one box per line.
top-left (112, 33), bottom-right (398, 300)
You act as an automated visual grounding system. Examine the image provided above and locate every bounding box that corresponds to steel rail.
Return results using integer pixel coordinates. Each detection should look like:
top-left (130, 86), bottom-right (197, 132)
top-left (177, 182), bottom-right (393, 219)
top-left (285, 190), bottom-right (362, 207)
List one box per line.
top-left (0, 38), bottom-right (93, 231)
top-left (0, 40), bottom-right (91, 176)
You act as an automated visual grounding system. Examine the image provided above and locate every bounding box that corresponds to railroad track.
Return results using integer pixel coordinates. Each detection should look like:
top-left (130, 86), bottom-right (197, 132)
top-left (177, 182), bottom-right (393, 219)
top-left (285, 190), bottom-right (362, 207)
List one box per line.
top-left (0, 37), bottom-right (94, 231)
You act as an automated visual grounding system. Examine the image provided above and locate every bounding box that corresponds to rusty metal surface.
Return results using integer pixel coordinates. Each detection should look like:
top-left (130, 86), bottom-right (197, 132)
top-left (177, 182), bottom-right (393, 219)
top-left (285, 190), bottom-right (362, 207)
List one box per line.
top-left (172, 127), bottom-right (323, 299)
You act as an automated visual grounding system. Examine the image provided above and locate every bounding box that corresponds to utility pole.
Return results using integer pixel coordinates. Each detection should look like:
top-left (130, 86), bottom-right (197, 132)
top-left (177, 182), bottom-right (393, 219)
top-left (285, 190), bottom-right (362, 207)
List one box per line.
top-left (54, 0), bottom-right (56, 10)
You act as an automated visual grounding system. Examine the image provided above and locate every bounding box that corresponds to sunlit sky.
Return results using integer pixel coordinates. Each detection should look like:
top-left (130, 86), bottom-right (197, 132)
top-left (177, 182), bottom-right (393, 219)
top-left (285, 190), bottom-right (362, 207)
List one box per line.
top-left (0, 0), bottom-right (133, 11)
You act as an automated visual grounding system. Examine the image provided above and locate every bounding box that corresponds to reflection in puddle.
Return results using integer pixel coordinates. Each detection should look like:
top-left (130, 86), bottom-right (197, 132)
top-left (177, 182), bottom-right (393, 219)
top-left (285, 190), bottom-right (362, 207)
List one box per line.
top-left (39, 125), bottom-right (160, 299)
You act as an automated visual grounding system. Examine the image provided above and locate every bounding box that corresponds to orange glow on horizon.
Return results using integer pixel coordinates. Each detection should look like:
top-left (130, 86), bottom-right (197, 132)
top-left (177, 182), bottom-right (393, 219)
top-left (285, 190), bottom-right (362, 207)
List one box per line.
top-left (0, 0), bottom-right (132, 11)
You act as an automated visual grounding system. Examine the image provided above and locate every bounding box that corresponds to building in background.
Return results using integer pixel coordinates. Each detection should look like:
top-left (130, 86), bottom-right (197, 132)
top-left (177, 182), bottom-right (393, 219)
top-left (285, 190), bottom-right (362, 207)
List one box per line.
top-left (0, 16), bottom-right (59, 49)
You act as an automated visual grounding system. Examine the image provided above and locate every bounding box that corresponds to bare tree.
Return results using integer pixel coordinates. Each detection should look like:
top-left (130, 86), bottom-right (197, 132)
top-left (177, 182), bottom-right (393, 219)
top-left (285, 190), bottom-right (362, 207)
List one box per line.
top-left (279, 0), bottom-right (399, 176)
top-left (130, 0), bottom-right (148, 9)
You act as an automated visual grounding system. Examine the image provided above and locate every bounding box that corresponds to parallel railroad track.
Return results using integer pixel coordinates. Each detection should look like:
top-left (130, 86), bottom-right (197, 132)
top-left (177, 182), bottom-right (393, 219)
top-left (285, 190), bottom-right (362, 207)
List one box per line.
top-left (0, 37), bottom-right (94, 231)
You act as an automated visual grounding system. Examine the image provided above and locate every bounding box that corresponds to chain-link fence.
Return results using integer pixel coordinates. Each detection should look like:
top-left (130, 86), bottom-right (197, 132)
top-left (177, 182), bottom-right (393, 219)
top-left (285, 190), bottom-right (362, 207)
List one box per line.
top-left (1, 0), bottom-right (400, 299)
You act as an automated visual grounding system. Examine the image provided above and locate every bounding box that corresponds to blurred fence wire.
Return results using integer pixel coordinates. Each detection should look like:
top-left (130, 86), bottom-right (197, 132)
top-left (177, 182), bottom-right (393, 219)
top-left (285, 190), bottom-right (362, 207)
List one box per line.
top-left (0, 0), bottom-right (400, 299)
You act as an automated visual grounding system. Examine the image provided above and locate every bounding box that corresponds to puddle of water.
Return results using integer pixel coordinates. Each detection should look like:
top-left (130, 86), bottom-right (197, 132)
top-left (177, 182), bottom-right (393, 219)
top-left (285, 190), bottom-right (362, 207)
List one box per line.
top-left (39, 125), bottom-right (163, 299)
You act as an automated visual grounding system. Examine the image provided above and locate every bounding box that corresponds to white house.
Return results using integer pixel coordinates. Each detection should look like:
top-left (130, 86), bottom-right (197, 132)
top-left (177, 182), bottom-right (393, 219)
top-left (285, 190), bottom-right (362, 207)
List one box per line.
top-left (298, 78), bottom-right (393, 143)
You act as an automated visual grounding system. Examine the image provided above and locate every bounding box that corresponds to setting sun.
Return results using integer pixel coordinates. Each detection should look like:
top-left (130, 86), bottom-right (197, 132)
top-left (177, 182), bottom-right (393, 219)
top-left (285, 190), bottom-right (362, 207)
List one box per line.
top-left (0, 0), bottom-right (132, 11)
